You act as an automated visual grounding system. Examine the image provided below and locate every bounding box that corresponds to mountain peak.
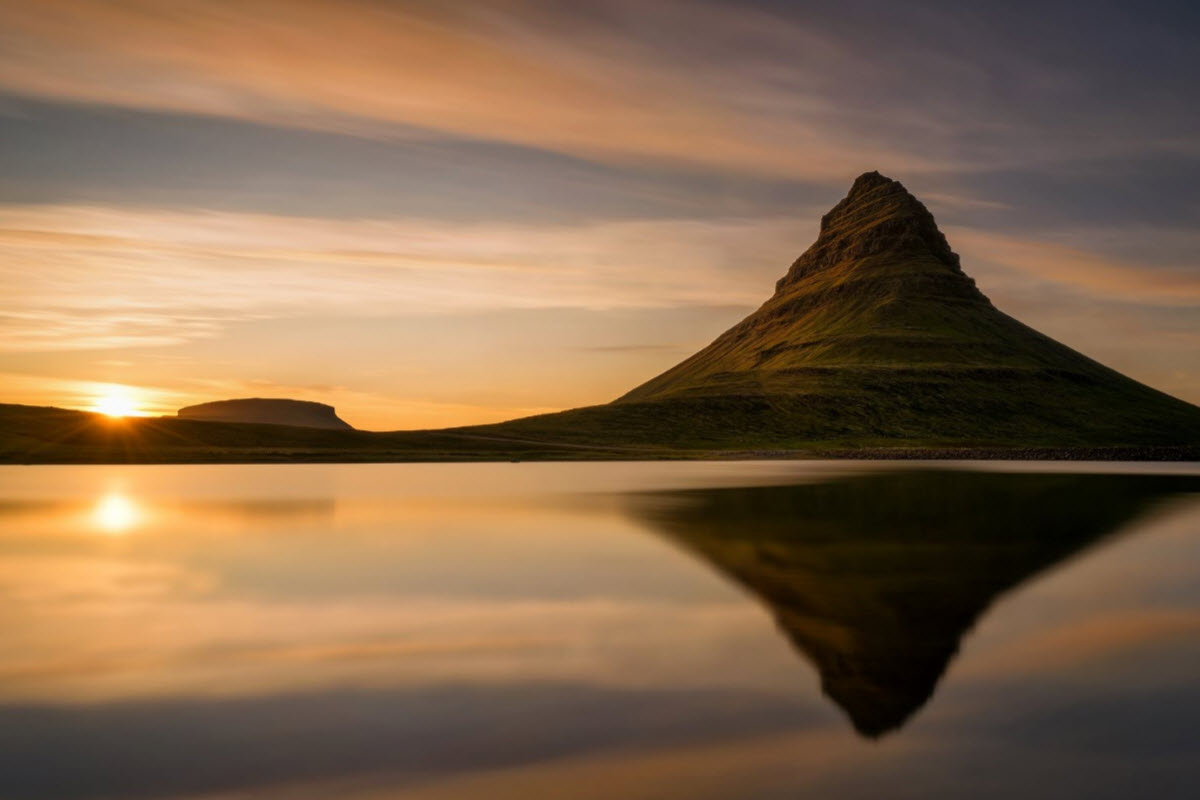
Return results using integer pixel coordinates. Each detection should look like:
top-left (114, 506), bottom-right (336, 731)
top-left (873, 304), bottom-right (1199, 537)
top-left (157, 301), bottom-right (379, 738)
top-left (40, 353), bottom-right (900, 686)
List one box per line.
top-left (846, 169), bottom-right (898, 196)
top-left (830, 170), bottom-right (915, 218)
top-left (778, 171), bottom-right (963, 291)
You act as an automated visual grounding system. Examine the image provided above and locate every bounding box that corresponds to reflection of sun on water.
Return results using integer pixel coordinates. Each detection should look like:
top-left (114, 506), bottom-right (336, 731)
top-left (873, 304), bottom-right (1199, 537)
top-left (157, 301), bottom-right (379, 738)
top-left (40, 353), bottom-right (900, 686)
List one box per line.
top-left (92, 493), bottom-right (142, 534)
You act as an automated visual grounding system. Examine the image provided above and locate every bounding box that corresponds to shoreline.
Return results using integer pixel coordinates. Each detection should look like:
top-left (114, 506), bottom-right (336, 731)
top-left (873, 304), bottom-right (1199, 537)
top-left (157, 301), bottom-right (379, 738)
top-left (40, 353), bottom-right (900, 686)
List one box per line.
top-left (5, 445), bottom-right (1199, 465)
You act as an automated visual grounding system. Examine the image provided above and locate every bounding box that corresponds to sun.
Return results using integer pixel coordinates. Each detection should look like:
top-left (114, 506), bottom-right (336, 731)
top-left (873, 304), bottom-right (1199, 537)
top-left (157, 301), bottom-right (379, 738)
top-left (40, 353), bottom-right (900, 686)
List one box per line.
top-left (90, 387), bottom-right (144, 418)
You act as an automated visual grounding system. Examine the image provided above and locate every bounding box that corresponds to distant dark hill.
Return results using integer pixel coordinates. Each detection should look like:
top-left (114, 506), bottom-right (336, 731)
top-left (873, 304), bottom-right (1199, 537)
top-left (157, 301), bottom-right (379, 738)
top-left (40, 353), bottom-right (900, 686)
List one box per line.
top-left (178, 399), bottom-right (354, 430)
top-left (631, 470), bottom-right (1200, 737)
top-left (465, 171), bottom-right (1200, 449)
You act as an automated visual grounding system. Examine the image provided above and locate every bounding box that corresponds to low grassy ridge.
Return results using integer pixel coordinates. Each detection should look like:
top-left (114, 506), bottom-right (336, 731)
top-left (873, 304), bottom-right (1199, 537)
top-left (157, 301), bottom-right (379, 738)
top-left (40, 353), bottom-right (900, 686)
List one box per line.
top-left (3, 400), bottom-right (1197, 464)
top-left (0, 404), bottom-right (633, 464)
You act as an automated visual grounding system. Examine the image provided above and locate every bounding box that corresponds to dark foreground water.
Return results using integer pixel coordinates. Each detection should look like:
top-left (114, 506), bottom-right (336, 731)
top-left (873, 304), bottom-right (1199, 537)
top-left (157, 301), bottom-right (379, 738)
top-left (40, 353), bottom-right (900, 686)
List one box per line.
top-left (1, 462), bottom-right (1198, 799)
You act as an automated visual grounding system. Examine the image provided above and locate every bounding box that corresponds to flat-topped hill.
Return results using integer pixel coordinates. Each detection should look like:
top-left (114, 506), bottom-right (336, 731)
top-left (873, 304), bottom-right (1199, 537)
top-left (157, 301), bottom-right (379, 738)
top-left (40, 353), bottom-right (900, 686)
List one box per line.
top-left (177, 398), bottom-right (354, 430)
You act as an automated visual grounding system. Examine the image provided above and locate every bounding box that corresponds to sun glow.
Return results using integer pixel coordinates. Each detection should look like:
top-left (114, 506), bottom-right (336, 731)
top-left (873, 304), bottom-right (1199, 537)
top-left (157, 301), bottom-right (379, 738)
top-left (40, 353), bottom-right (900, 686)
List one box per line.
top-left (90, 387), bottom-right (144, 418)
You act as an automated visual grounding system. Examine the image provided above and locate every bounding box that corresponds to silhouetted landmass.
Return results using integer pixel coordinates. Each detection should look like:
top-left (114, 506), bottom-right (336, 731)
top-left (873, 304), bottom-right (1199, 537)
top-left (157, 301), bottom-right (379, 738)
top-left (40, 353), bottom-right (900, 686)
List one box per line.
top-left (177, 398), bottom-right (353, 430)
top-left (3, 402), bottom-right (1198, 463)
top-left (4, 172), bottom-right (1200, 462)
top-left (629, 470), bottom-right (1200, 736)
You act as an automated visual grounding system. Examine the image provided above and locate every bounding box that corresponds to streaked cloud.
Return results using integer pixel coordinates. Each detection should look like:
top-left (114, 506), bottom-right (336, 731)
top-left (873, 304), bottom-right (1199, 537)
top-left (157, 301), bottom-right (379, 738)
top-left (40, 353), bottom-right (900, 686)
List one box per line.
top-left (951, 227), bottom-right (1200, 306)
top-left (0, 0), bottom-right (925, 180)
top-left (960, 609), bottom-right (1200, 679)
top-left (0, 203), bottom-right (810, 351)
top-left (4, 0), bottom-right (1191, 182)
top-left (4, 202), bottom-right (1197, 356)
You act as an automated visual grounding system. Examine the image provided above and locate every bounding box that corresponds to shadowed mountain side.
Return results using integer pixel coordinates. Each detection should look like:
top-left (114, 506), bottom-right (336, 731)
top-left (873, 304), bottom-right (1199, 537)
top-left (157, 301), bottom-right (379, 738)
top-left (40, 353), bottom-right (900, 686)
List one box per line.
top-left (628, 470), bottom-right (1200, 737)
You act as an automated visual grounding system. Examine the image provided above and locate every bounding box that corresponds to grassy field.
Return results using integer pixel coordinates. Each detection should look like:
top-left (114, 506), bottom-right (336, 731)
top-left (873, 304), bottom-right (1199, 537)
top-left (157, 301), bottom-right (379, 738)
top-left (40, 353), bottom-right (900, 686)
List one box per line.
top-left (3, 402), bottom-right (1197, 464)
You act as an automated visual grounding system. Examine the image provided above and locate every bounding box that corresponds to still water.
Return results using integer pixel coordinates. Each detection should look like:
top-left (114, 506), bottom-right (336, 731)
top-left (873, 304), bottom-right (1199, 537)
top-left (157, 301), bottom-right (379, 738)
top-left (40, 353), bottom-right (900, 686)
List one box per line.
top-left (1, 462), bottom-right (1198, 799)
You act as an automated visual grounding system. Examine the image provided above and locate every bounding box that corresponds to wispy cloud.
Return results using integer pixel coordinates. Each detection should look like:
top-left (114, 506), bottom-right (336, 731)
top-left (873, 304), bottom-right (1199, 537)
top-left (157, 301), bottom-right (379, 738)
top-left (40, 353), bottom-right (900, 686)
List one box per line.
top-left (10, 0), bottom-right (1183, 183)
top-left (0, 203), bottom-right (810, 351)
top-left (951, 227), bottom-right (1200, 306)
top-left (960, 608), bottom-right (1200, 679)
top-left (6, 202), bottom-right (1198, 355)
top-left (576, 344), bottom-right (689, 354)
top-left (0, 0), bottom-right (927, 180)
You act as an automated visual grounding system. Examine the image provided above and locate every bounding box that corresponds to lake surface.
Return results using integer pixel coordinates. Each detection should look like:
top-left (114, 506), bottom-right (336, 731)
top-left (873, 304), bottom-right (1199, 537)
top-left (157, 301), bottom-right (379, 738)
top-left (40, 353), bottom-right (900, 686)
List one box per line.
top-left (1, 461), bottom-right (1198, 799)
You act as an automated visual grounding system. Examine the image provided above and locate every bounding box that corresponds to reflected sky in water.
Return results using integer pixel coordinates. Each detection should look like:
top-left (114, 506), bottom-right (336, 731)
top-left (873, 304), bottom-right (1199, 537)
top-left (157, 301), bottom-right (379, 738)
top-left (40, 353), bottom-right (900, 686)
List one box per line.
top-left (0, 462), bottom-right (1198, 799)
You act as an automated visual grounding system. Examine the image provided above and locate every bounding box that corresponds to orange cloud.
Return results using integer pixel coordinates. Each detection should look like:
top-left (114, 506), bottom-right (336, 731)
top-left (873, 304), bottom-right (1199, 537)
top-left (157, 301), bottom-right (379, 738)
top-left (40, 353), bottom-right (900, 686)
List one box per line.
top-left (960, 609), bottom-right (1200, 678)
top-left (0, 203), bottom-right (804, 352)
top-left (950, 227), bottom-right (1200, 305)
top-left (0, 0), bottom-right (930, 179)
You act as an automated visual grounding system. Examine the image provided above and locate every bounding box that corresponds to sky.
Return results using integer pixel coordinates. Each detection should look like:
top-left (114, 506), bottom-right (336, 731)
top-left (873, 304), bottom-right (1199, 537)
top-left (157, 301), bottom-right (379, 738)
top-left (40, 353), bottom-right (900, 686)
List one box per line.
top-left (1, 0), bottom-right (1198, 430)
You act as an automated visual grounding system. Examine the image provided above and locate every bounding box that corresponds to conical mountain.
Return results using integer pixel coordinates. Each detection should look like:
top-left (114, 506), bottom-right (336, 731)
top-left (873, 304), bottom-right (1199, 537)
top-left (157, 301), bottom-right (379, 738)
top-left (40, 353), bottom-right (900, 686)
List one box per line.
top-left (620, 170), bottom-right (997, 402)
top-left (466, 171), bottom-right (1200, 451)
top-left (630, 470), bottom-right (1200, 737)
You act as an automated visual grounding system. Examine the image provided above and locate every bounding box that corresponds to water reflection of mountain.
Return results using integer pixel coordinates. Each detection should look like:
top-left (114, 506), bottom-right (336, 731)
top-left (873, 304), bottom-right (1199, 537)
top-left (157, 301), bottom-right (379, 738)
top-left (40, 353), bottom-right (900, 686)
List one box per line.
top-left (631, 470), bottom-right (1200, 738)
